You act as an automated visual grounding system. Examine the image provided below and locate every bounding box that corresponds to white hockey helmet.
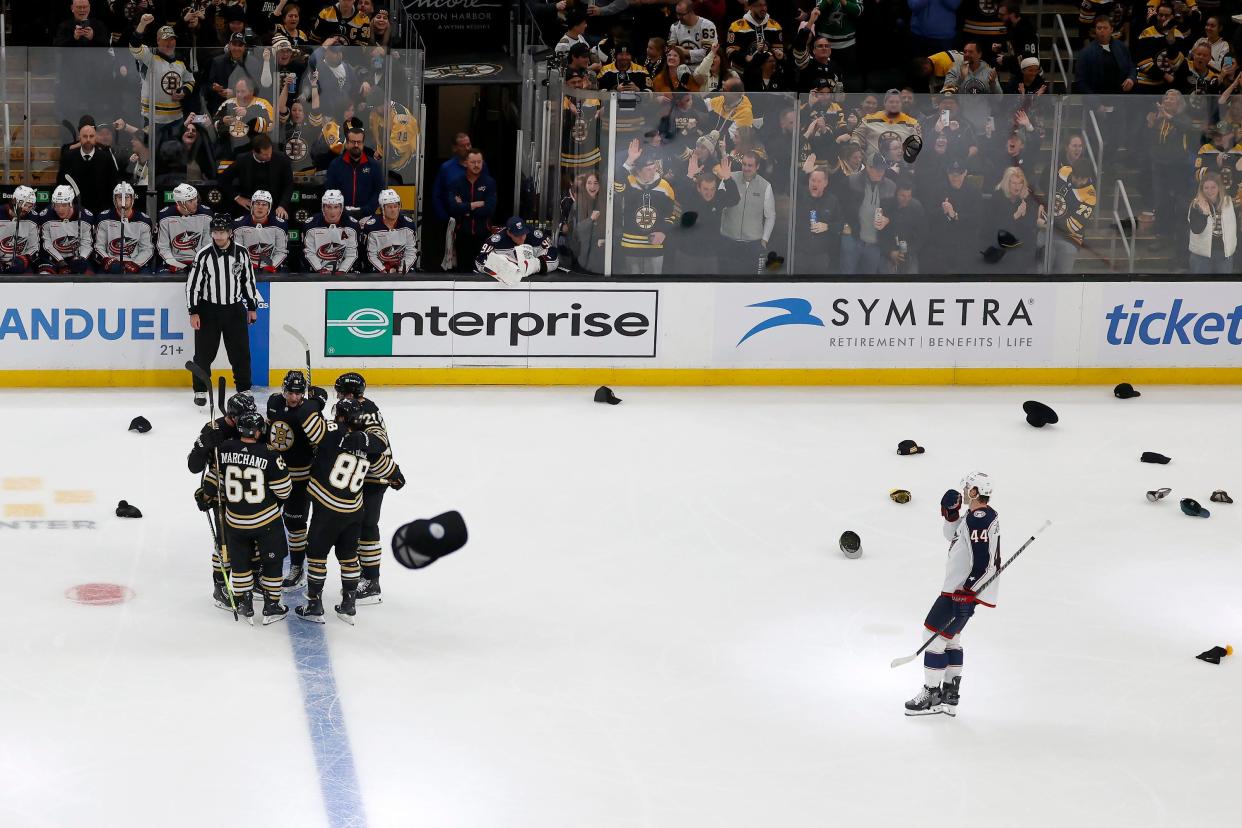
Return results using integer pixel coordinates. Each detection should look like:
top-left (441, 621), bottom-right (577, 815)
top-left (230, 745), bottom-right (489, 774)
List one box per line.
top-left (251, 189), bottom-right (273, 204)
top-left (172, 183), bottom-right (199, 204)
top-left (960, 471), bottom-right (993, 500)
top-left (113, 181), bottom-right (136, 207)
top-left (378, 188), bottom-right (401, 207)
top-left (11, 185), bottom-right (36, 210)
top-left (322, 189), bottom-right (345, 206)
top-left (51, 185), bottom-right (76, 205)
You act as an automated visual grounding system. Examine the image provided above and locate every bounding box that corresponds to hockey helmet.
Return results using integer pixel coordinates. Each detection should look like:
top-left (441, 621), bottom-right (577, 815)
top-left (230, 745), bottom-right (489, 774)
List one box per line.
top-left (225, 391), bottom-right (258, 418)
top-left (51, 185), bottom-right (76, 205)
top-left (251, 189), bottom-right (273, 204)
top-left (282, 369), bottom-right (308, 395)
top-left (11, 185), bottom-right (36, 210)
top-left (210, 213), bottom-right (233, 233)
top-left (340, 429), bottom-right (371, 457)
top-left (113, 181), bottom-right (136, 208)
top-left (334, 371), bottom-right (366, 398)
top-left (235, 412), bottom-right (266, 440)
top-left (960, 471), bottom-right (993, 500)
top-left (334, 397), bottom-right (368, 429)
top-left (172, 183), bottom-right (199, 204)
top-left (322, 189), bottom-right (345, 206)
top-left (378, 188), bottom-right (401, 207)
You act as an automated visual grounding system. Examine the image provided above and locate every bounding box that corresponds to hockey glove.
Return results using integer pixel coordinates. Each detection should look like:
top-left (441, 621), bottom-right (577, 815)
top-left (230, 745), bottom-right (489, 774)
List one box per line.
top-left (197, 429), bottom-right (220, 451)
top-left (5, 255), bottom-right (29, 273)
top-left (387, 465), bottom-right (406, 490)
top-left (261, 265), bottom-right (277, 273)
top-left (940, 489), bottom-right (962, 522)
top-left (193, 486), bottom-right (214, 512)
top-left (105, 259), bottom-right (123, 274)
top-left (69, 257), bottom-right (89, 274)
top-left (123, 261), bottom-right (141, 274)
top-left (309, 385), bottom-right (328, 404)
top-left (949, 589), bottom-right (977, 604)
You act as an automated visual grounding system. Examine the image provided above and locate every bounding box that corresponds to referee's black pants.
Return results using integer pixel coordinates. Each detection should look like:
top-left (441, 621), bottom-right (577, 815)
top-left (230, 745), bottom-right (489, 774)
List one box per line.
top-left (192, 302), bottom-right (252, 393)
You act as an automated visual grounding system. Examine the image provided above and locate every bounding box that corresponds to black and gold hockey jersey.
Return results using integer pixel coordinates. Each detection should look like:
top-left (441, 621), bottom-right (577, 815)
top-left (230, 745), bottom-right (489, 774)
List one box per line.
top-left (1053, 165), bottom-right (1096, 247)
top-left (1195, 141), bottom-right (1242, 202)
top-left (203, 440), bottom-right (292, 530)
top-left (352, 398), bottom-right (396, 486)
top-left (961, 0), bottom-right (1005, 39)
top-left (308, 426), bottom-right (385, 514)
top-left (612, 166), bottom-right (679, 255)
top-left (266, 394), bottom-right (327, 480)
top-left (562, 96), bottom-right (603, 170)
top-left (726, 14), bottom-right (785, 64)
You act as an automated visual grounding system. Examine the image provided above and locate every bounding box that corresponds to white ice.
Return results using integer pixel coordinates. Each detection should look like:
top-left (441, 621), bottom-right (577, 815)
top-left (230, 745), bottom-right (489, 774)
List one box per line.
top-left (2, 385), bottom-right (1241, 828)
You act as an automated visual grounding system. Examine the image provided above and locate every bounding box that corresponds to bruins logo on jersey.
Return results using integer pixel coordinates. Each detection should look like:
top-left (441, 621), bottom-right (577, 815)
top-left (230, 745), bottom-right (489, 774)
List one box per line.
top-left (285, 136), bottom-right (308, 161)
top-left (269, 420), bottom-right (295, 451)
top-left (635, 205), bottom-right (658, 230)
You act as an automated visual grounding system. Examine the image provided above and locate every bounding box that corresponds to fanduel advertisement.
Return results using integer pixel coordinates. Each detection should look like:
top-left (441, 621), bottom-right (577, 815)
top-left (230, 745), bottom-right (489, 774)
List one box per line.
top-left (1094, 284), bottom-right (1242, 366)
top-left (715, 284), bottom-right (1056, 367)
top-left (0, 283), bottom-right (192, 370)
top-left (324, 288), bottom-right (659, 358)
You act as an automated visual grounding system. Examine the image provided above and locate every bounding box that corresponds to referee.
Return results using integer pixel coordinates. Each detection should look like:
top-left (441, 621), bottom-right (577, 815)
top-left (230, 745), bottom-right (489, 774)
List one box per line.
top-left (186, 214), bottom-right (260, 406)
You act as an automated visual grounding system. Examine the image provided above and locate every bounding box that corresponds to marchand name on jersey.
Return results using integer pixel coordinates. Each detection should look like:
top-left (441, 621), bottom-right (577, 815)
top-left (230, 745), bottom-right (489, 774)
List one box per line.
top-left (219, 451), bottom-right (270, 469)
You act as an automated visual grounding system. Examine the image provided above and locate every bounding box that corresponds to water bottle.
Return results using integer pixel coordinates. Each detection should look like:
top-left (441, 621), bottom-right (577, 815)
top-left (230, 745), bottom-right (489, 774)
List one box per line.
top-left (809, 209), bottom-right (818, 228)
top-left (897, 239), bottom-right (907, 255)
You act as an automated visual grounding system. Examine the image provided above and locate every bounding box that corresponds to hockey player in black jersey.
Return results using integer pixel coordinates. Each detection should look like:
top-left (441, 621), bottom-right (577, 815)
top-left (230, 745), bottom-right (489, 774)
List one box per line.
top-left (202, 412), bottom-right (294, 624)
top-left (905, 471), bottom-right (1001, 717)
top-left (297, 398), bottom-right (388, 624)
top-left (266, 370), bottom-right (328, 589)
top-left (334, 372), bottom-right (405, 605)
top-left (189, 391), bottom-right (258, 607)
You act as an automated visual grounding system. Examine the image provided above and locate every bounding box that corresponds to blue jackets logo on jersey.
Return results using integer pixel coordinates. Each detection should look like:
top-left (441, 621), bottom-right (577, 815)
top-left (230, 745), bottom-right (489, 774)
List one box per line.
top-left (737, 298), bottom-right (825, 346)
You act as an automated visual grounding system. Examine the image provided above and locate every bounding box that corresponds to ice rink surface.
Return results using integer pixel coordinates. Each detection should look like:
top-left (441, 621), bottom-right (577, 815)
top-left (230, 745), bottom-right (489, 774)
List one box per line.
top-left (2, 384), bottom-right (1241, 828)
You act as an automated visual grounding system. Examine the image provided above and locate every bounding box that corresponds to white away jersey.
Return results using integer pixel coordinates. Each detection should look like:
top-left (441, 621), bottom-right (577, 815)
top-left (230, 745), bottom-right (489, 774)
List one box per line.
top-left (361, 213), bottom-right (418, 273)
top-left (941, 505), bottom-right (1001, 607)
top-left (39, 208), bottom-right (94, 263)
top-left (0, 205), bottom-right (42, 267)
top-left (301, 214), bottom-right (360, 272)
top-left (156, 204), bottom-right (213, 271)
top-left (232, 214), bottom-right (290, 270)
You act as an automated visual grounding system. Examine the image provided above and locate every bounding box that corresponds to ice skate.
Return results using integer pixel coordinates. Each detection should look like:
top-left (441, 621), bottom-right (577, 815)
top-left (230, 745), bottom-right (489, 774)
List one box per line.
top-left (334, 589), bottom-right (357, 625)
top-left (941, 677), bottom-right (961, 717)
top-left (281, 564), bottom-right (305, 592)
top-left (904, 685), bottom-right (943, 716)
top-left (262, 595), bottom-right (289, 625)
top-left (354, 577), bottom-right (382, 606)
top-left (295, 597), bottom-right (325, 624)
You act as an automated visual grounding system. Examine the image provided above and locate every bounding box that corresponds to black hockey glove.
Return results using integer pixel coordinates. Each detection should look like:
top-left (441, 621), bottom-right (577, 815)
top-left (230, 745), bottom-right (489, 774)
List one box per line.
top-left (940, 489), bottom-right (961, 522)
top-left (193, 486), bottom-right (214, 512)
top-left (310, 385), bottom-right (328, 404)
top-left (387, 465), bottom-right (406, 490)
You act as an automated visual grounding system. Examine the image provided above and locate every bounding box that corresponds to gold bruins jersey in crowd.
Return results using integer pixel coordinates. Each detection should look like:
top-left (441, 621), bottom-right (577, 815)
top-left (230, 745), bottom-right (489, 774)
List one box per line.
top-left (562, 96), bottom-right (603, 170)
top-left (1053, 165), bottom-right (1096, 247)
top-left (266, 393), bottom-right (327, 480)
top-left (202, 440), bottom-right (292, 531)
top-left (370, 105), bottom-right (419, 174)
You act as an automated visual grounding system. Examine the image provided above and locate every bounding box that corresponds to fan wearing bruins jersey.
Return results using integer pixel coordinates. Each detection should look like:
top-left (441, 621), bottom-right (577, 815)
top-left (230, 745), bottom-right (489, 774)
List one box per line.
top-left (361, 189), bottom-right (418, 273)
top-left (562, 72), bottom-right (603, 172)
top-left (613, 143), bottom-right (680, 274)
top-left (370, 102), bottom-right (419, 178)
top-left (726, 0), bottom-right (785, 70)
top-left (334, 373), bottom-right (405, 606)
top-left (1194, 133), bottom-right (1242, 204)
top-left (202, 412), bottom-right (292, 624)
top-left (299, 407), bottom-right (387, 624)
top-left (267, 370), bottom-right (328, 590)
top-left (1050, 163), bottom-right (1096, 273)
top-left (190, 392), bottom-right (258, 608)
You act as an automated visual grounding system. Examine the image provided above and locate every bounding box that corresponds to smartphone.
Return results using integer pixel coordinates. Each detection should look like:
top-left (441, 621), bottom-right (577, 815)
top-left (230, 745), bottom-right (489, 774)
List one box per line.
top-left (986, 116), bottom-right (995, 131)
top-left (939, 110), bottom-right (950, 127)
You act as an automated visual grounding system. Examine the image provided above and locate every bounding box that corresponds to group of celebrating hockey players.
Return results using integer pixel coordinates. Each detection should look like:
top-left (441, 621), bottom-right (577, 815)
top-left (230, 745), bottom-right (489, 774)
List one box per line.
top-left (1, 181), bottom-right (418, 275)
top-left (188, 371), bottom-right (404, 625)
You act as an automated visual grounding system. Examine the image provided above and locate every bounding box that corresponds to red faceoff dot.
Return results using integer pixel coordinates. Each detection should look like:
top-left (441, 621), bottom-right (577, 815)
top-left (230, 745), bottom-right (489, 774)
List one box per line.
top-left (66, 583), bottom-right (135, 606)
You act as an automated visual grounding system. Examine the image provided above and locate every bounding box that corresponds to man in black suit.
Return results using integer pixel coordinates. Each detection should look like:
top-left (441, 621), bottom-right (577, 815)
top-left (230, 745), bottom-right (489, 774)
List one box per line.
top-left (52, 0), bottom-right (110, 47)
top-left (58, 123), bottom-right (123, 214)
top-left (220, 135), bottom-right (294, 219)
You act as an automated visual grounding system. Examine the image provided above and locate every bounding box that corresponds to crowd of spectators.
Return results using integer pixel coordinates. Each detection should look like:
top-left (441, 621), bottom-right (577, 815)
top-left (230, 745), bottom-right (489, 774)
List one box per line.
top-left (546, 0), bottom-right (1242, 273)
top-left (25, 0), bottom-right (415, 201)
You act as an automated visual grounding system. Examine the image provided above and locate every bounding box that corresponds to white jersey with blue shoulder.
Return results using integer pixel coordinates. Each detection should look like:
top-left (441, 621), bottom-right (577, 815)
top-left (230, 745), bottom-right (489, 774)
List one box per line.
top-left (941, 504), bottom-right (1000, 607)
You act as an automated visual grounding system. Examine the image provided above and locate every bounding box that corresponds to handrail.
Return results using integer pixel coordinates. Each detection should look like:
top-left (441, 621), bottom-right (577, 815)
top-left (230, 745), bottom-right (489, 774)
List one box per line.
top-left (1113, 179), bottom-right (1136, 271)
top-left (1054, 14), bottom-right (1074, 91)
top-left (1, 12), bottom-right (11, 186)
top-left (1084, 107), bottom-right (1104, 189)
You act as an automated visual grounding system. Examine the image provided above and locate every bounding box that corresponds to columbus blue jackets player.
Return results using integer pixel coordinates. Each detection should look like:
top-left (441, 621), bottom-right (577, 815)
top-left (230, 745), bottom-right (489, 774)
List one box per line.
top-left (474, 216), bottom-right (558, 275)
top-left (905, 471), bottom-right (1000, 717)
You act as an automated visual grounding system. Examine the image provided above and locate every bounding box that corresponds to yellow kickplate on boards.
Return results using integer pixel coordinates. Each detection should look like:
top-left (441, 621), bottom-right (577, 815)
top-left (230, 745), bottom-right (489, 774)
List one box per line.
top-left (2, 477), bottom-right (42, 491)
top-left (55, 490), bottom-right (96, 504)
top-left (4, 503), bottom-right (45, 518)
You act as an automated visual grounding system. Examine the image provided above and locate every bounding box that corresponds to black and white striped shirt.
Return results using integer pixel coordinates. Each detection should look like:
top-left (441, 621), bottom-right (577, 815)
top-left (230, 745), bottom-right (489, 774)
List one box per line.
top-left (185, 242), bottom-right (259, 313)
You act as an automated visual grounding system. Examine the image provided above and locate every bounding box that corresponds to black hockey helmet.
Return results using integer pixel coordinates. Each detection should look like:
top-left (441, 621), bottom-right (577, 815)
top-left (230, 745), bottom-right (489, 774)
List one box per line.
top-left (226, 392), bottom-right (257, 418)
top-left (334, 397), bottom-right (367, 429)
top-left (236, 412), bottom-right (265, 439)
top-left (334, 371), bottom-right (366, 398)
top-left (210, 213), bottom-right (233, 233)
top-left (282, 369), bottom-right (308, 395)
top-left (341, 429), bottom-right (370, 457)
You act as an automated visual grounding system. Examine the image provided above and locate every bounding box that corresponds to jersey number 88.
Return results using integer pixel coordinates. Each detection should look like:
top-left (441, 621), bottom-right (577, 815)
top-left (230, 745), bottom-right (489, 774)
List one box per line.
top-left (328, 453), bottom-right (370, 494)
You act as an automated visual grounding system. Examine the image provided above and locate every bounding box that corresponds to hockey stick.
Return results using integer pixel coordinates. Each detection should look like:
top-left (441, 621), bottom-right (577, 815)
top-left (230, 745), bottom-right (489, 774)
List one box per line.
top-left (186, 361), bottom-right (239, 621)
top-left (63, 175), bottom-right (85, 271)
top-left (890, 519), bottom-right (1051, 669)
top-left (282, 323), bottom-right (311, 387)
